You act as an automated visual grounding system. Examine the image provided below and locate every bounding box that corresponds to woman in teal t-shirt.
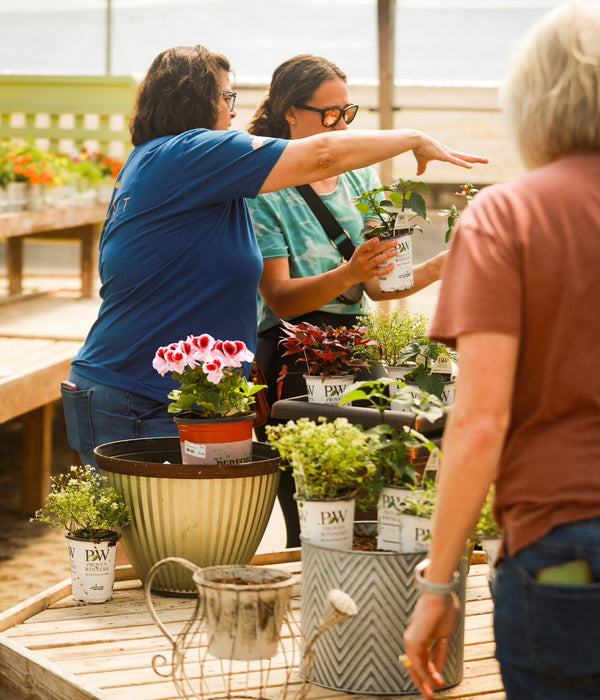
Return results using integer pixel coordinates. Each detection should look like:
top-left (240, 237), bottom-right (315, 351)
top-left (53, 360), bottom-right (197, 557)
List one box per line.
top-left (247, 55), bottom-right (454, 547)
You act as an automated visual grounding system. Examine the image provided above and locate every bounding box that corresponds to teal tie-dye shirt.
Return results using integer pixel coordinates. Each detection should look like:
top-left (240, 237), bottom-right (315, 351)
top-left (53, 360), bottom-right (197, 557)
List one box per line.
top-left (248, 166), bottom-right (382, 332)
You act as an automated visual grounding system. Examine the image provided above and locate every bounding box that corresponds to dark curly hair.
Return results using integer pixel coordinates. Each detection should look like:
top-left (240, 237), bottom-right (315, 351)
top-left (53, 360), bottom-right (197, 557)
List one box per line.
top-left (247, 54), bottom-right (346, 139)
top-left (129, 45), bottom-right (231, 146)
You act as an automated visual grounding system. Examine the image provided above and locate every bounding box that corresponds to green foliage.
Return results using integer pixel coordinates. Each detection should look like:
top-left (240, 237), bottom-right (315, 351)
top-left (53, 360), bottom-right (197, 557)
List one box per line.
top-left (474, 487), bottom-right (501, 539)
top-left (266, 417), bottom-right (378, 507)
top-left (353, 178), bottom-right (431, 240)
top-left (439, 183), bottom-right (479, 244)
top-left (400, 479), bottom-right (437, 518)
top-left (356, 308), bottom-right (430, 367)
top-left (397, 337), bottom-right (458, 399)
top-left (340, 378), bottom-right (443, 500)
top-left (31, 465), bottom-right (130, 539)
top-left (168, 366), bottom-right (264, 418)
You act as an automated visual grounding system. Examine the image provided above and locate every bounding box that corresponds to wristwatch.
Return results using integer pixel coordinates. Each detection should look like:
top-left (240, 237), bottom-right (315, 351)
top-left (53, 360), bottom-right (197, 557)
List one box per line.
top-left (414, 558), bottom-right (460, 595)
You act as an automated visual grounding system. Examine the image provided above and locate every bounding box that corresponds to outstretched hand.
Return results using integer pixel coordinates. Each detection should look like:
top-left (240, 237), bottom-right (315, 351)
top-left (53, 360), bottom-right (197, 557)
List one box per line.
top-left (413, 133), bottom-right (489, 175)
top-left (402, 592), bottom-right (461, 699)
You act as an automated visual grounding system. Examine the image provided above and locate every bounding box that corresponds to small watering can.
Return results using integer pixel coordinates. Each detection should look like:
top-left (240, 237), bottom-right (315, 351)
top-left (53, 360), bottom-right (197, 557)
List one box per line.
top-left (145, 557), bottom-right (296, 662)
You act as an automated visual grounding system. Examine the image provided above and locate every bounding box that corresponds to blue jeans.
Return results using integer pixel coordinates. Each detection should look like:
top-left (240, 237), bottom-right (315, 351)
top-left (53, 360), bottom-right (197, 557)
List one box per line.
top-left (61, 370), bottom-right (178, 469)
top-left (492, 519), bottom-right (600, 699)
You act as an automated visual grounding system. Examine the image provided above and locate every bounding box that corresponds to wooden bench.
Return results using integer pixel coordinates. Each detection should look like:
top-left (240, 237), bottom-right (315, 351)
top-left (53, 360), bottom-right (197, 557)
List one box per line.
top-left (0, 75), bottom-right (137, 510)
top-left (0, 75), bottom-right (137, 299)
top-left (0, 290), bottom-right (102, 515)
top-left (0, 205), bottom-right (107, 297)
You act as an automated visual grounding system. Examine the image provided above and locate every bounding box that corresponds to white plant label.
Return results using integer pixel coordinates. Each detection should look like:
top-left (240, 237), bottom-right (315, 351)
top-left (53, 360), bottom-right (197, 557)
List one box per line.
top-left (184, 441), bottom-right (207, 459)
top-left (431, 354), bottom-right (453, 374)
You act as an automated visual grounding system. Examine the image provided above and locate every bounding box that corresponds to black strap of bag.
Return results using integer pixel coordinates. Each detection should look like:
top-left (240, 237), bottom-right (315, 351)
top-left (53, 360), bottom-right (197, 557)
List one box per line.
top-left (295, 184), bottom-right (355, 261)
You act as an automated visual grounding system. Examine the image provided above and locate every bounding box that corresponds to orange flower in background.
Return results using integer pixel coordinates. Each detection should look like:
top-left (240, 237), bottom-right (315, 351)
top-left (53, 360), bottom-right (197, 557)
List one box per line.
top-left (1, 140), bottom-right (123, 192)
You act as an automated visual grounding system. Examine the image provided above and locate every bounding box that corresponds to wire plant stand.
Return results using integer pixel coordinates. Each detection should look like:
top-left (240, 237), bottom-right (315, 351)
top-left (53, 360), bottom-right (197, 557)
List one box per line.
top-left (145, 558), bottom-right (357, 700)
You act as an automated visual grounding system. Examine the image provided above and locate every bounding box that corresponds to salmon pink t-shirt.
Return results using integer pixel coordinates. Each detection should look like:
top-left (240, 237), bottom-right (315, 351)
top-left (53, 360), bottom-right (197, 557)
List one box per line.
top-left (430, 151), bottom-right (600, 555)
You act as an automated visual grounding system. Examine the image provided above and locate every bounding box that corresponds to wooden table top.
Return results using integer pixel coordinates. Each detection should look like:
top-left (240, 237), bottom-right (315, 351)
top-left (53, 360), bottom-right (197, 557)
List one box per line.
top-left (0, 559), bottom-right (505, 700)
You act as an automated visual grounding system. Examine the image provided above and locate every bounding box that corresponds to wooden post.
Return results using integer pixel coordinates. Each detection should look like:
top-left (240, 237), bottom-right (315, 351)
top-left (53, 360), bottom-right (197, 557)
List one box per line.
top-left (79, 224), bottom-right (100, 298)
top-left (378, 0), bottom-right (396, 186)
top-left (21, 404), bottom-right (54, 515)
top-left (6, 238), bottom-right (23, 296)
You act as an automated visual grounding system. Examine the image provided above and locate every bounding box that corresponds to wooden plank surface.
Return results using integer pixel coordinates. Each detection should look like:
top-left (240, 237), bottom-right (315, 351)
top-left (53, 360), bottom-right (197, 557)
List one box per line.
top-left (0, 206), bottom-right (107, 239)
top-left (0, 294), bottom-right (100, 341)
top-left (0, 563), bottom-right (505, 700)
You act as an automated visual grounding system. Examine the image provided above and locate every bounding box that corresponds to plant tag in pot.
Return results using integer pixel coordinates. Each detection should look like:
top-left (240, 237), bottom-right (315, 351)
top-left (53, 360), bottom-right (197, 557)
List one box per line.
top-left (431, 354), bottom-right (453, 374)
top-left (394, 209), bottom-right (415, 234)
top-left (422, 448), bottom-right (441, 483)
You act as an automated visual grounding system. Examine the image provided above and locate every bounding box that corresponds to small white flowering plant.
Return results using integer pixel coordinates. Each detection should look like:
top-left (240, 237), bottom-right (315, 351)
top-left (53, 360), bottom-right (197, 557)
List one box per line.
top-left (153, 333), bottom-right (266, 419)
top-left (31, 465), bottom-right (130, 540)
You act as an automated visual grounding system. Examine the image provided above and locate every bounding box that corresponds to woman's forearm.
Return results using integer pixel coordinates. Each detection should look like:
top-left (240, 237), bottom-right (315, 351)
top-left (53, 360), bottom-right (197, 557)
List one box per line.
top-left (259, 130), bottom-right (487, 194)
top-left (259, 265), bottom-right (357, 318)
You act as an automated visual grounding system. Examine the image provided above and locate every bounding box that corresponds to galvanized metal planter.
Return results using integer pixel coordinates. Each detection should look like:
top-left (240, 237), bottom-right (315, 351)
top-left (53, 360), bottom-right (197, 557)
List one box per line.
top-left (95, 439), bottom-right (281, 595)
top-left (300, 523), bottom-right (468, 695)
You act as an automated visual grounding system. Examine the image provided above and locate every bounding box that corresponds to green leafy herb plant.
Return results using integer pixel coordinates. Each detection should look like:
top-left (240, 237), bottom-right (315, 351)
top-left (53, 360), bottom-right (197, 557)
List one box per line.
top-left (265, 417), bottom-right (378, 508)
top-left (340, 378), bottom-right (444, 501)
top-left (355, 308), bottom-right (430, 368)
top-left (397, 337), bottom-right (458, 399)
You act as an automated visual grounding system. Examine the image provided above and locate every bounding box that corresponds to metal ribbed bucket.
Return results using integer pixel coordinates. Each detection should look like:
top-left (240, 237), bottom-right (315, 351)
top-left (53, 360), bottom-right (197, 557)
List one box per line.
top-left (95, 439), bottom-right (280, 595)
top-left (300, 523), bottom-right (467, 695)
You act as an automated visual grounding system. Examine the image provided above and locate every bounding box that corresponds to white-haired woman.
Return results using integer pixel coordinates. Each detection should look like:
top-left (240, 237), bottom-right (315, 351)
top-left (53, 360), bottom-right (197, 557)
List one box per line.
top-left (402, 4), bottom-right (600, 699)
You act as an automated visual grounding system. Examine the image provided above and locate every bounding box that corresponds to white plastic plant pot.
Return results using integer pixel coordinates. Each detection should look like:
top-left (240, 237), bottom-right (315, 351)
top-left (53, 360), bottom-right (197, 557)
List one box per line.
top-left (378, 230), bottom-right (414, 293)
top-left (304, 374), bottom-right (354, 405)
top-left (66, 531), bottom-right (120, 604)
top-left (296, 496), bottom-right (355, 550)
top-left (385, 364), bottom-right (416, 381)
top-left (396, 513), bottom-right (432, 553)
top-left (391, 379), bottom-right (456, 412)
top-left (377, 485), bottom-right (413, 552)
top-left (480, 537), bottom-right (501, 583)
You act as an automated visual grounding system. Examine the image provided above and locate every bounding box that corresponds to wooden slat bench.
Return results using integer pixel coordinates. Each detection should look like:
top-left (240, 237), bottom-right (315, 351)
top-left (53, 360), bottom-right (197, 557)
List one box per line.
top-left (0, 205), bottom-right (107, 298)
top-left (0, 560), bottom-right (505, 700)
top-left (0, 295), bottom-right (101, 514)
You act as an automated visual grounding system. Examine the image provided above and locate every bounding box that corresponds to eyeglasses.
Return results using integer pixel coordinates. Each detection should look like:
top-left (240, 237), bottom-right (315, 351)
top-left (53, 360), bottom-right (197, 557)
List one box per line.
top-left (296, 103), bottom-right (359, 127)
top-left (220, 91), bottom-right (237, 112)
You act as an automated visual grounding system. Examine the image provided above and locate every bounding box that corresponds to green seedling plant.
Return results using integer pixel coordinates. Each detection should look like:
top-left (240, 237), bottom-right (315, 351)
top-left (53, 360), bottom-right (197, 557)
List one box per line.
top-left (354, 178), bottom-right (431, 240)
top-left (397, 337), bottom-right (458, 399)
top-left (440, 183), bottom-right (479, 244)
top-left (340, 378), bottom-right (444, 501)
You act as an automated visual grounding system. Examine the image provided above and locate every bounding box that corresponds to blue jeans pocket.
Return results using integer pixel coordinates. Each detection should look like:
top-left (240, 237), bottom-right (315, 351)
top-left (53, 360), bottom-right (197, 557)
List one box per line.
top-left (61, 385), bottom-right (94, 457)
top-left (523, 569), bottom-right (600, 686)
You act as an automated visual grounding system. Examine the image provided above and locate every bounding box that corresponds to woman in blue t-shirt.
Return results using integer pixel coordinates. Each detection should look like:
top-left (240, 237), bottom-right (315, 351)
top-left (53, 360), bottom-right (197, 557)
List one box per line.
top-left (62, 44), bottom-right (486, 470)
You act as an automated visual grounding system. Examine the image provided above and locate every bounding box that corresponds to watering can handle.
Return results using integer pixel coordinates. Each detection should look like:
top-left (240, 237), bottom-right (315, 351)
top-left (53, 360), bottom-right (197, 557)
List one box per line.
top-left (144, 557), bottom-right (201, 648)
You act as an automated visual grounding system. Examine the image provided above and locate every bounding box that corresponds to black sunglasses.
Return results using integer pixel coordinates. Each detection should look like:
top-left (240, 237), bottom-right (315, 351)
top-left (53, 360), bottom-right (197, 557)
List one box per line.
top-left (220, 91), bottom-right (237, 112)
top-left (296, 103), bottom-right (359, 127)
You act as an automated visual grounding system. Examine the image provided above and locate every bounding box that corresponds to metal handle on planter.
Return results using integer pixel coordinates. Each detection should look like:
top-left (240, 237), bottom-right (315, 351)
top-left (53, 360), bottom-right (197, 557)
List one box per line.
top-left (144, 557), bottom-right (202, 686)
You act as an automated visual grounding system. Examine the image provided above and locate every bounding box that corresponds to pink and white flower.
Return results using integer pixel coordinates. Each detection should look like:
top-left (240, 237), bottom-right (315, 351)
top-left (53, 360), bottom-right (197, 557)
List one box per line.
top-left (153, 332), bottom-right (263, 419)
